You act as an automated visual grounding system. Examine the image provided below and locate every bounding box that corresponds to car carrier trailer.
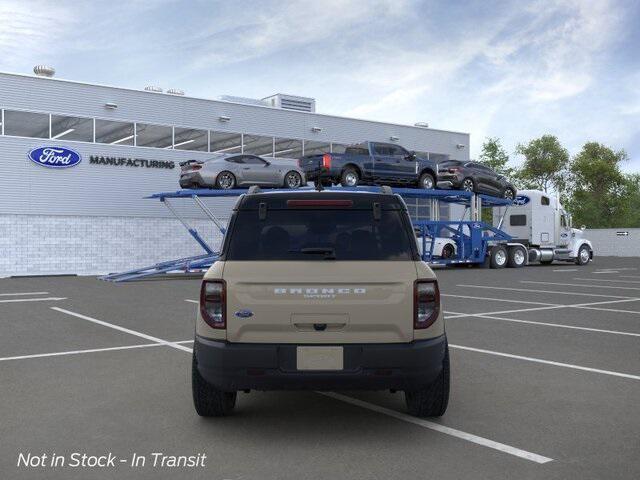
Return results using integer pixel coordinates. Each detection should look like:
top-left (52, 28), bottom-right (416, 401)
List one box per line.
top-left (100, 186), bottom-right (593, 282)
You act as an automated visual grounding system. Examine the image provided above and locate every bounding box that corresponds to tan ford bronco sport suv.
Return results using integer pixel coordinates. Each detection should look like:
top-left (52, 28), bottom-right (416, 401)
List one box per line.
top-left (192, 187), bottom-right (449, 417)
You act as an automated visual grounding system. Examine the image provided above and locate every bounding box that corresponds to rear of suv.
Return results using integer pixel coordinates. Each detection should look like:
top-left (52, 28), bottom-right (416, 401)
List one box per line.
top-left (192, 188), bottom-right (450, 417)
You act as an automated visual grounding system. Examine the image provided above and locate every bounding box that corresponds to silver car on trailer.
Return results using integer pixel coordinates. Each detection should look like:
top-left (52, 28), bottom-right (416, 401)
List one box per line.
top-left (179, 154), bottom-right (306, 189)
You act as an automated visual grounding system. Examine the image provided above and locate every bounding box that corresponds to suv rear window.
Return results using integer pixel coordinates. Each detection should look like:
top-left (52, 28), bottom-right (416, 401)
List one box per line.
top-left (225, 209), bottom-right (415, 261)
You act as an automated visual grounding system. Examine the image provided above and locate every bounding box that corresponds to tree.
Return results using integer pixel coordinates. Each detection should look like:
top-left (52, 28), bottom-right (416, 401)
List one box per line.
top-left (478, 137), bottom-right (514, 177)
top-left (515, 135), bottom-right (569, 193)
top-left (565, 142), bottom-right (633, 228)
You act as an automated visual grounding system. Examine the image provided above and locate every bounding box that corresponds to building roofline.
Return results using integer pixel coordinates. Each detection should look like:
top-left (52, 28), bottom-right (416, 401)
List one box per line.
top-left (0, 71), bottom-right (470, 137)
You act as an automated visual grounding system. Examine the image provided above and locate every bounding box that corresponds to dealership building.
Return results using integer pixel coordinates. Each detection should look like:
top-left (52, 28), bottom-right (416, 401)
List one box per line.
top-left (0, 68), bottom-right (470, 277)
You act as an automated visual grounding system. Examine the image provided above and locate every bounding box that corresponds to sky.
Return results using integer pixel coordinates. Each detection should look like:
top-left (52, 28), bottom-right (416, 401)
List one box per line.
top-left (1, 0), bottom-right (639, 171)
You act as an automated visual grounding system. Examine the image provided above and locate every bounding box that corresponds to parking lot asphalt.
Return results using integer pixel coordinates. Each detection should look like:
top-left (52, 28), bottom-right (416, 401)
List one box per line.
top-left (1, 257), bottom-right (639, 480)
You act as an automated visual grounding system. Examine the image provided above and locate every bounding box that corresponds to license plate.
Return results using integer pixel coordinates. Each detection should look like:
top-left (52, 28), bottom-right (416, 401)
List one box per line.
top-left (296, 346), bottom-right (344, 371)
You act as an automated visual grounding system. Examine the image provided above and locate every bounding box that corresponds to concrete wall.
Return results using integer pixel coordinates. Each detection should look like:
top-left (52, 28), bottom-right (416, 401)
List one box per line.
top-left (584, 228), bottom-right (640, 257)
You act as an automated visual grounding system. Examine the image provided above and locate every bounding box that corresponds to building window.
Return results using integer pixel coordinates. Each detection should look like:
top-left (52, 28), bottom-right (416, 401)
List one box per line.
top-left (95, 119), bottom-right (134, 145)
top-left (303, 140), bottom-right (330, 156)
top-left (274, 138), bottom-right (302, 158)
top-left (3, 110), bottom-right (49, 138)
top-left (173, 127), bottom-right (208, 151)
top-left (243, 134), bottom-right (274, 156)
top-left (210, 131), bottom-right (242, 154)
top-left (331, 143), bottom-right (347, 154)
top-left (136, 123), bottom-right (173, 148)
top-left (51, 114), bottom-right (93, 142)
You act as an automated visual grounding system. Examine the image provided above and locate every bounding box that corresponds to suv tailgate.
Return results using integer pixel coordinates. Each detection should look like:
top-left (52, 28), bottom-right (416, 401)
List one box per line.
top-left (223, 261), bottom-right (417, 343)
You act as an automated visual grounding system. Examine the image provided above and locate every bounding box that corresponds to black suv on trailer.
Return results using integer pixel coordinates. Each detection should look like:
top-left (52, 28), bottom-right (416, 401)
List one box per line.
top-left (436, 160), bottom-right (516, 199)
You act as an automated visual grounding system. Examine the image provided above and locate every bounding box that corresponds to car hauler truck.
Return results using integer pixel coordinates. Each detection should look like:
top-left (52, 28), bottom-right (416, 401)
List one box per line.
top-left (492, 189), bottom-right (593, 266)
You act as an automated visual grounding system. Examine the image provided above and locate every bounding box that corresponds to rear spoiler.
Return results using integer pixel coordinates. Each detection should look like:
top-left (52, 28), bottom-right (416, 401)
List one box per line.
top-left (179, 160), bottom-right (203, 167)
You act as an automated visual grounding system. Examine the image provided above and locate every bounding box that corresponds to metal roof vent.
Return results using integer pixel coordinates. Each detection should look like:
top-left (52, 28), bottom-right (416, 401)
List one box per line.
top-left (167, 88), bottom-right (185, 96)
top-left (262, 94), bottom-right (316, 113)
top-left (144, 85), bottom-right (163, 93)
top-left (33, 65), bottom-right (55, 77)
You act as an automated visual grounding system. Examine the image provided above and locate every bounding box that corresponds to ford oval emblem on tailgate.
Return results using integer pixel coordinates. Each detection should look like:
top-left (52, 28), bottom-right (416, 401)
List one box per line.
top-left (235, 309), bottom-right (254, 318)
top-left (28, 146), bottom-right (82, 169)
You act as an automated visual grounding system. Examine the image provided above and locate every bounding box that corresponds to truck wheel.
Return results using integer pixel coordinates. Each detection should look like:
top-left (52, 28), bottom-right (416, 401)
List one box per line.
top-left (575, 244), bottom-right (591, 265)
top-left (340, 168), bottom-right (359, 187)
top-left (405, 344), bottom-right (450, 417)
top-left (507, 246), bottom-right (526, 268)
top-left (192, 353), bottom-right (237, 417)
top-left (419, 172), bottom-right (435, 189)
top-left (489, 245), bottom-right (507, 268)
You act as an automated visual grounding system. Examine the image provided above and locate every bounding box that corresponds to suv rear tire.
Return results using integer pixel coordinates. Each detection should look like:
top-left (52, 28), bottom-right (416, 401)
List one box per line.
top-left (192, 353), bottom-right (237, 416)
top-left (405, 345), bottom-right (450, 417)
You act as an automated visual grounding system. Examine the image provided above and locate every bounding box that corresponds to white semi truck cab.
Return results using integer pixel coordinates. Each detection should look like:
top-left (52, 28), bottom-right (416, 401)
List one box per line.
top-left (493, 189), bottom-right (593, 265)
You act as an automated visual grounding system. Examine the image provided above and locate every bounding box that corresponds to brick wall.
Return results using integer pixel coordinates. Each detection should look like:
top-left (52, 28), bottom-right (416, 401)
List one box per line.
top-left (0, 215), bottom-right (225, 277)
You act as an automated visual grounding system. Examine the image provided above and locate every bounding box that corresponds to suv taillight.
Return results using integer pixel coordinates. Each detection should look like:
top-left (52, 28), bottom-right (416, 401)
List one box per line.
top-left (448, 167), bottom-right (459, 173)
top-left (414, 280), bottom-right (439, 329)
top-left (322, 153), bottom-right (332, 170)
top-left (200, 280), bottom-right (226, 329)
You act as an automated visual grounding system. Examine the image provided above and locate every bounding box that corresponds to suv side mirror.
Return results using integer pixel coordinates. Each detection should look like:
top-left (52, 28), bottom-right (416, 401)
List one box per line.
top-left (264, 161), bottom-right (271, 166)
top-left (405, 151), bottom-right (416, 161)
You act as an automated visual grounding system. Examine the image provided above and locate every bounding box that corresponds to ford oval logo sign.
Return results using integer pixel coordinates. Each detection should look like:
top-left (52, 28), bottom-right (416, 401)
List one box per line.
top-left (513, 195), bottom-right (530, 206)
top-left (234, 309), bottom-right (254, 318)
top-left (28, 146), bottom-right (82, 169)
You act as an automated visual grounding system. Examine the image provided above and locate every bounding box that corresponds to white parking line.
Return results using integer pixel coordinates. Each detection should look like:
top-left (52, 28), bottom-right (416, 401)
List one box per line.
top-left (521, 281), bottom-right (640, 291)
top-left (185, 299), bottom-right (198, 304)
top-left (0, 340), bottom-right (194, 362)
top-left (552, 269), bottom-right (578, 272)
top-left (445, 298), bottom-right (640, 319)
top-left (456, 284), bottom-right (637, 299)
top-left (320, 392), bottom-right (553, 464)
top-left (51, 307), bottom-right (194, 353)
top-left (445, 310), bottom-right (640, 337)
top-left (450, 344), bottom-right (640, 381)
top-left (573, 278), bottom-right (640, 284)
top-left (442, 294), bottom-right (560, 307)
top-left (0, 291), bottom-right (49, 296)
top-left (0, 297), bottom-right (67, 304)
top-left (620, 275), bottom-right (640, 279)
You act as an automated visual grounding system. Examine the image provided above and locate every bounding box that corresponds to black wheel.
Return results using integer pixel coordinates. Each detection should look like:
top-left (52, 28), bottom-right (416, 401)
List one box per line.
top-left (215, 171), bottom-right (236, 190)
top-left (507, 246), bottom-right (526, 268)
top-left (192, 353), bottom-right (237, 417)
top-left (419, 172), bottom-right (435, 189)
top-left (461, 178), bottom-right (475, 192)
top-left (340, 168), bottom-right (359, 187)
top-left (503, 187), bottom-right (515, 200)
top-left (489, 245), bottom-right (507, 269)
top-left (575, 244), bottom-right (591, 265)
top-left (405, 344), bottom-right (450, 417)
top-left (441, 243), bottom-right (455, 259)
top-left (284, 171), bottom-right (302, 189)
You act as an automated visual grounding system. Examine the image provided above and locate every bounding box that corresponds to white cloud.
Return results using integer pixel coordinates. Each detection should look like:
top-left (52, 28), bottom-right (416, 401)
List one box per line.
top-left (0, 0), bottom-right (75, 69)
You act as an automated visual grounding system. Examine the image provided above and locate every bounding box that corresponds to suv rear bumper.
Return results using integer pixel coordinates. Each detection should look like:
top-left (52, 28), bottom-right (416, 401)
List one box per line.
top-left (194, 334), bottom-right (447, 392)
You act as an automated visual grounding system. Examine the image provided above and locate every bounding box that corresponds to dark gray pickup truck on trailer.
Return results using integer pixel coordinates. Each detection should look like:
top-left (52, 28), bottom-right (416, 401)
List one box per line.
top-left (298, 141), bottom-right (438, 189)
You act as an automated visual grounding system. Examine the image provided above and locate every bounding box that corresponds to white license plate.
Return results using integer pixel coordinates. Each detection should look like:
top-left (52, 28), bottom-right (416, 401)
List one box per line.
top-left (296, 346), bottom-right (344, 371)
